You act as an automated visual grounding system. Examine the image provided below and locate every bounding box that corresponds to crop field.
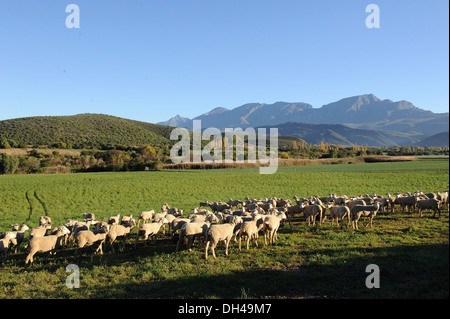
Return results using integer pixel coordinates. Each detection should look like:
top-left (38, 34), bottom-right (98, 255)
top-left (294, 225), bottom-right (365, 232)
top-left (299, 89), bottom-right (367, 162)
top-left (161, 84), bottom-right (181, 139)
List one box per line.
top-left (0, 159), bottom-right (448, 299)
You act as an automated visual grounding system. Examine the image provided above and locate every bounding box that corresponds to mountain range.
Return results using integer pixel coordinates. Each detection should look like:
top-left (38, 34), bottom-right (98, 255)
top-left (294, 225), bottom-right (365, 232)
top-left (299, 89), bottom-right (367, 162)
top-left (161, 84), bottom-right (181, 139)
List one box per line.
top-left (0, 95), bottom-right (447, 148)
top-left (158, 94), bottom-right (449, 147)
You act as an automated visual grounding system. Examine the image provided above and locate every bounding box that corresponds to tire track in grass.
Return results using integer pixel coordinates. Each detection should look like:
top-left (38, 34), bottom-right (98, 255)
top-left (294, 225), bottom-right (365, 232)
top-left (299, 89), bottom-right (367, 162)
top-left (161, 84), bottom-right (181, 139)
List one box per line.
top-left (24, 190), bottom-right (35, 224)
top-left (23, 190), bottom-right (48, 225)
top-left (34, 190), bottom-right (49, 217)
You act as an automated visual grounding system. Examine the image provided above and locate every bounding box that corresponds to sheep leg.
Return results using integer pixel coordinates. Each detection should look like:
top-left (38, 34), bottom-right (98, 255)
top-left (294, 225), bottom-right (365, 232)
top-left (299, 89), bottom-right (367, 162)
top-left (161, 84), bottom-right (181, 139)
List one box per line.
top-left (286, 212), bottom-right (292, 227)
top-left (255, 234), bottom-right (259, 247)
top-left (25, 248), bottom-right (37, 264)
top-left (187, 235), bottom-right (194, 252)
top-left (25, 251), bottom-right (35, 265)
top-left (238, 236), bottom-right (242, 252)
top-left (432, 207), bottom-right (441, 218)
top-left (205, 240), bottom-right (210, 259)
top-left (96, 240), bottom-right (104, 255)
top-left (211, 242), bottom-right (217, 259)
top-left (224, 239), bottom-right (229, 256)
top-left (151, 234), bottom-right (158, 245)
top-left (353, 215), bottom-right (359, 230)
top-left (134, 233), bottom-right (140, 249)
top-left (339, 217), bottom-right (345, 229)
top-left (176, 235), bottom-right (183, 252)
top-left (198, 236), bottom-right (205, 249)
top-left (109, 236), bottom-right (116, 252)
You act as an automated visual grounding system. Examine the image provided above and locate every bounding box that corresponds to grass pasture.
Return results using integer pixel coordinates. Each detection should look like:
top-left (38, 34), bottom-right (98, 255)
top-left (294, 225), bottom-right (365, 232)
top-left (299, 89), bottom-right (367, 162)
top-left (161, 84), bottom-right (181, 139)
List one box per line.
top-left (0, 159), bottom-right (448, 299)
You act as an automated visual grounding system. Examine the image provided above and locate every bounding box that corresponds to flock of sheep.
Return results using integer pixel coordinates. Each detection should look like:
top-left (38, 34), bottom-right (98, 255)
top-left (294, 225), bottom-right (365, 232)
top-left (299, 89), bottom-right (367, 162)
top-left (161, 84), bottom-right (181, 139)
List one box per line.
top-left (0, 190), bottom-right (448, 265)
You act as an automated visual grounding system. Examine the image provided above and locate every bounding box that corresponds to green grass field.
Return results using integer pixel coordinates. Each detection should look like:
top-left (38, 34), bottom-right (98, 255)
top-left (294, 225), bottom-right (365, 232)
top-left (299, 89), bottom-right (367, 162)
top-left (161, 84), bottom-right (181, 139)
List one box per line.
top-left (0, 159), bottom-right (448, 298)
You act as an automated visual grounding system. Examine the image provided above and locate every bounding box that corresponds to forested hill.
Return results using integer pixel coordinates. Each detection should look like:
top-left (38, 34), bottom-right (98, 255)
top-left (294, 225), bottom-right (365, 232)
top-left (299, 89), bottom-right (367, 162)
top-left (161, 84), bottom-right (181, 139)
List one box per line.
top-left (0, 114), bottom-right (173, 149)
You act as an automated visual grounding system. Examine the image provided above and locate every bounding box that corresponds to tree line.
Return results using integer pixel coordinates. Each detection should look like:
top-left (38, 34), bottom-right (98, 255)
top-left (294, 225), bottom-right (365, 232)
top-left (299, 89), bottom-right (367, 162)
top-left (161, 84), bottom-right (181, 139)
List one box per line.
top-left (0, 140), bottom-right (448, 175)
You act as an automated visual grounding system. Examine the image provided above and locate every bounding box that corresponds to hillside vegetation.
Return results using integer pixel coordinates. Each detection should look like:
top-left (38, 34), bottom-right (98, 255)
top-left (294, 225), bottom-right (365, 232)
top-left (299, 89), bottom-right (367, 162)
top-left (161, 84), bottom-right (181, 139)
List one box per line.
top-left (0, 114), bottom-right (172, 149)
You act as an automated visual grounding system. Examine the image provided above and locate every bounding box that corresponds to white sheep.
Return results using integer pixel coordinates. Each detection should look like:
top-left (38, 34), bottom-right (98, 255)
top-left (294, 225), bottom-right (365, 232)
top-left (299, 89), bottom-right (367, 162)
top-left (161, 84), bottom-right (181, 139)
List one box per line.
top-left (332, 195), bottom-right (349, 206)
top-left (163, 207), bottom-right (180, 215)
top-left (285, 204), bottom-right (302, 225)
top-left (69, 221), bottom-right (96, 242)
top-left (175, 222), bottom-right (203, 252)
top-left (415, 197), bottom-right (441, 218)
top-left (396, 195), bottom-right (417, 214)
top-left (137, 209), bottom-right (155, 227)
top-left (83, 213), bottom-right (96, 222)
top-left (107, 218), bottom-right (136, 251)
top-left (24, 228), bottom-right (69, 265)
top-left (108, 213), bottom-right (121, 225)
top-left (134, 217), bottom-right (167, 247)
top-left (350, 202), bottom-right (380, 230)
top-left (263, 211), bottom-right (287, 246)
top-left (346, 199), bottom-right (367, 210)
top-left (299, 203), bottom-right (324, 227)
top-left (51, 225), bottom-right (71, 245)
top-left (374, 197), bottom-right (389, 214)
top-left (74, 225), bottom-right (110, 256)
top-left (326, 203), bottom-right (351, 228)
top-left (27, 224), bottom-right (52, 242)
top-left (9, 224), bottom-right (29, 253)
top-left (1, 232), bottom-right (17, 260)
top-left (164, 213), bottom-right (180, 233)
top-left (180, 214), bottom-right (219, 252)
top-left (191, 207), bottom-right (212, 216)
top-left (170, 217), bottom-right (192, 238)
top-left (227, 199), bottom-right (242, 208)
top-left (209, 202), bottom-right (230, 213)
top-left (204, 216), bottom-right (239, 259)
top-left (199, 201), bottom-right (211, 208)
top-left (386, 193), bottom-right (397, 213)
top-left (39, 216), bottom-right (51, 227)
top-left (153, 211), bottom-right (169, 234)
top-left (120, 215), bottom-right (134, 226)
top-left (238, 214), bottom-right (262, 251)
top-left (292, 195), bottom-right (307, 205)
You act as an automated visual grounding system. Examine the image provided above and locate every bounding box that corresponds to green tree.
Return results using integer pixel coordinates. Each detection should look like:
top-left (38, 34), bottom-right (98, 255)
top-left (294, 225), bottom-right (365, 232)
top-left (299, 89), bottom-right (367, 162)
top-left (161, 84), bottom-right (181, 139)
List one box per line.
top-left (0, 137), bottom-right (11, 149)
top-left (140, 145), bottom-right (157, 161)
top-left (0, 153), bottom-right (19, 174)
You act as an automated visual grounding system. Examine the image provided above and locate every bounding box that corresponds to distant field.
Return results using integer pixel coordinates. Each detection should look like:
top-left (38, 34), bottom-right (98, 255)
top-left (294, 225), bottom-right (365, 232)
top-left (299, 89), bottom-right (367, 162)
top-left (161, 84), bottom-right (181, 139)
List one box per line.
top-left (0, 159), bottom-right (448, 298)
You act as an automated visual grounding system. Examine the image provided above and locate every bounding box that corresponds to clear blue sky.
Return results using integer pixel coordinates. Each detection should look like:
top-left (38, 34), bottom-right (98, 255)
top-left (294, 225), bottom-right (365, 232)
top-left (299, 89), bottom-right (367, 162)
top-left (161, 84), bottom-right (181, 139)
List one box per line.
top-left (0, 0), bottom-right (448, 123)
